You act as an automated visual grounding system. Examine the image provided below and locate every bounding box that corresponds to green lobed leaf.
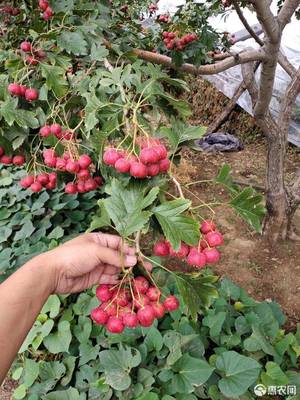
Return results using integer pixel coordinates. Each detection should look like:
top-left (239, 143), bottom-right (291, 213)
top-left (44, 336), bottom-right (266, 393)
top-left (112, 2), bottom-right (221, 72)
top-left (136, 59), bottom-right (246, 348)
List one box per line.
top-left (216, 351), bottom-right (261, 398)
top-left (43, 321), bottom-right (72, 354)
top-left (57, 31), bottom-right (88, 56)
top-left (40, 64), bottom-right (69, 98)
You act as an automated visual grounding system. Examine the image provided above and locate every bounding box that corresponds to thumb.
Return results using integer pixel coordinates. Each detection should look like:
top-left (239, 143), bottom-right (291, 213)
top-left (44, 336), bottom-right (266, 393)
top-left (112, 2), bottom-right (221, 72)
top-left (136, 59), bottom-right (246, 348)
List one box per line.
top-left (93, 244), bottom-right (137, 268)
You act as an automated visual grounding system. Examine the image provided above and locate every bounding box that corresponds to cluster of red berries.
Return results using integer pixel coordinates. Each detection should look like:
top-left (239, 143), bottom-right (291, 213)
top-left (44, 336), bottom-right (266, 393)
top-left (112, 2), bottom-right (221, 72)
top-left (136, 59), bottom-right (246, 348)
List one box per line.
top-left (43, 149), bottom-right (102, 194)
top-left (40, 123), bottom-right (74, 141)
top-left (158, 14), bottom-right (170, 23)
top-left (0, 147), bottom-right (25, 166)
top-left (162, 31), bottom-right (198, 51)
top-left (1, 4), bottom-right (20, 16)
top-left (103, 139), bottom-right (170, 179)
top-left (91, 277), bottom-right (180, 333)
top-left (8, 83), bottom-right (39, 101)
top-left (38, 0), bottom-right (54, 21)
top-left (148, 3), bottom-right (159, 15)
top-left (154, 220), bottom-right (223, 268)
top-left (20, 172), bottom-right (57, 192)
top-left (20, 41), bottom-right (46, 66)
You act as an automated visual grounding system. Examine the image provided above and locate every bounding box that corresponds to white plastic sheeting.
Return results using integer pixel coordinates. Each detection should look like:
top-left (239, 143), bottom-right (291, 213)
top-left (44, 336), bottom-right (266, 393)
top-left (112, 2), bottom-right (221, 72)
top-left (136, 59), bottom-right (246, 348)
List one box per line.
top-left (158, 0), bottom-right (300, 146)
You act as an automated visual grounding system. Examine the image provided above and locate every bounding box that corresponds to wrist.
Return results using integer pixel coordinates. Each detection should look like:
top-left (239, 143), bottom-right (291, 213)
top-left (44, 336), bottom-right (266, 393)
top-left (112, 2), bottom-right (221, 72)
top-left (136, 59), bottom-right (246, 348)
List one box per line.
top-left (25, 251), bottom-right (58, 295)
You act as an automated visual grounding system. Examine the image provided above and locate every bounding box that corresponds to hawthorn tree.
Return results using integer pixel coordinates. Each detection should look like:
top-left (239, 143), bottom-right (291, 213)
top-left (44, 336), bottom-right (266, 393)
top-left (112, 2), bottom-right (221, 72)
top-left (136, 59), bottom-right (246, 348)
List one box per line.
top-left (120, 0), bottom-right (300, 242)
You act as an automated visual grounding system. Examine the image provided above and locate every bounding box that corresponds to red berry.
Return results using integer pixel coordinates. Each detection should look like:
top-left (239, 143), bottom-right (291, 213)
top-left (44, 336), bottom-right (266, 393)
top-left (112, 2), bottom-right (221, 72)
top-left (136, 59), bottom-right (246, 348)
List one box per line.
top-left (12, 155), bottom-right (25, 166)
top-left (78, 154), bottom-right (92, 169)
top-left (56, 158), bottom-right (66, 171)
top-left (50, 123), bottom-right (62, 137)
top-left (103, 149), bottom-right (121, 166)
top-left (65, 182), bottom-right (77, 194)
top-left (153, 145), bottom-right (167, 160)
top-left (43, 6), bottom-right (54, 20)
top-left (122, 312), bottom-right (138, 328)
top-left (0, 155), bottom-right (12, 164)
top-left (187, 249), bottom-right (206, 268)
top-left (49, 172), bottom-right (57, 182)
top-left (133, 294), bottom-right (150, 309)
top-left (147, 163), bottom-right (160, 177)
top-left (84, 178), bottom-right (97, 191)
top-left (163, 31), bottom-right (169, 38)
top-left (200, 220), bottom-right (216, 234)
top-left (77, 181), bottom-right (86, 193)
top-left (45, 181), bottom-right (56, 190)
top-left (45, 157), bottom-right (57, 168)
top-left (20, 41), bottom-right (31, 52)
top-left (163, 295), bottom-right (179, 312)
top-left (151, 302), bottom-right (165, 318)
top-left (115, 158), bottom-right (131, 173)
top-left (66, 160), bottom-right (80, 174)
top-left (168, 32), bottom-right (176, 39)
top-left (94, 176), bottom-right (103, 186)
top-left (106, 316), bottom-right (124, 334)
top-left (153, 241), bottom-right (169, 256)
top-left (40, 125), bottom-right (52, 137)
top-left (169, 242), bottom-right (190, 258)
top-left (0, 147), bottom-right (3, 157)
top-left (96, 284), bottom-right (112, 302)
top-left (38, 0), bottom-right (49, 11)
top-left (36, 49), bottom-right (46, 59)
top-left (133, 276), bottom-right (149, 294)
top-left (159, 158), bottom-right (170, 173)
top-left (205, 231), bottom-right (224, 247)
top-left (137, 305), bottom-right (155, 327)
top-left (8, 83), bottom-right (21, 96)
top-left (43, 148), bottom-right (56, 159)
top-left (202, 248), bottom-right (220, 264)
top-left (91, 307), bottom-right (108, 325)
top-left (20, 175), bottom-right (34, 188)
top-left (146, 287), bottom-right (161, 302)
top-left (100, 302), bottom-right (117, 317)
top-left (130, 162), bottom-right (148, 178)
top-left (37, 173), bottom-right (49, 186)
top-left (140, 148), bottom-right (160, 164)
top-left (19, 85), bottom-right (27, 97)
top-left (26, 55), bottom-right (39, 66)
top-left (30, 182), bottom-right (43, 192)
top-left (25, 88), bottom-right (39, 101)
top-left (77, 169), bottom-right (90, 180)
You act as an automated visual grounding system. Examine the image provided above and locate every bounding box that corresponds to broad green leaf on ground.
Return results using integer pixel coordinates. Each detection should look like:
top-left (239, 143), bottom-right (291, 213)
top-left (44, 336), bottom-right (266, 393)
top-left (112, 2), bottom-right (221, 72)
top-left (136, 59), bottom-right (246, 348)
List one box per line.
top-left (203, 311), bottom-right (227, 337)
top-left (144, 326), bottom-right (163, 353)
top-left (153, 199), bottom-right (199, 250)
top-left (19, 320), bottom-right (54, 353)
top-left (14, 220), bottom-right (35, 241)
top-left (171, 354), bottom-right (214, 393)
top-left (216, 351), bottom-right (261, 398)
top-left (99, 346), bottom-right (141, 391)
top-left (40, 64), bottom-right (68, 98)
top-left (43, 387), bottom-right (80, 400)
top-left (57, 31), bottom-right (88, 55)
top-left (43, 321), bottom-right (72, 354)
top-left (261, 361), bottom-right (289, 386)
top-left (73, 293), bottom-right (99, 316)
top-left (103, 180), bottom-right (158, 237)
top-left (23, 359), bottom-right (39, 388)
top-left (175, 274), bottom-right (219, 320)
top-left (41, 295), bottom-right (61, 318)
top-left (160, 117), bottom-right (206, 153)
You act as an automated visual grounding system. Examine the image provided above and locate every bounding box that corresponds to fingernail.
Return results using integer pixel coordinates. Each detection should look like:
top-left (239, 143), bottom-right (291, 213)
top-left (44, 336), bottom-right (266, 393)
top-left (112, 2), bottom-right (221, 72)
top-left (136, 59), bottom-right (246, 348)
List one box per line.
top-left (125, 255), bottom-right (137, 266)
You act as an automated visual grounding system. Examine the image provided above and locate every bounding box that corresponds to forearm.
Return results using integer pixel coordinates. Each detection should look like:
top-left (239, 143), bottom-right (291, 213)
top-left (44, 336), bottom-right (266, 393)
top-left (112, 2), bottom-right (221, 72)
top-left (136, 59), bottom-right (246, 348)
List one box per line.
top-left (0, 253), bottom-right (55, 383)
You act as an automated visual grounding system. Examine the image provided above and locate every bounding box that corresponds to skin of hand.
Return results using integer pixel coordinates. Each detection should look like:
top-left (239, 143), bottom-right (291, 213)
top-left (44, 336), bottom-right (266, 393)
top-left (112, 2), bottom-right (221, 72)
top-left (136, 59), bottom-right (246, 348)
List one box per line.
top-left (0, 232), bottom-right (151, 384)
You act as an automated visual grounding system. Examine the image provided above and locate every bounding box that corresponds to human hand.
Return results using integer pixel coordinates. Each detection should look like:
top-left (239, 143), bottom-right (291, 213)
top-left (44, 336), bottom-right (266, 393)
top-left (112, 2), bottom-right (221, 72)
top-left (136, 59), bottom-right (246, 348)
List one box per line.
top-left (42, 233), bottom-right (150, 295)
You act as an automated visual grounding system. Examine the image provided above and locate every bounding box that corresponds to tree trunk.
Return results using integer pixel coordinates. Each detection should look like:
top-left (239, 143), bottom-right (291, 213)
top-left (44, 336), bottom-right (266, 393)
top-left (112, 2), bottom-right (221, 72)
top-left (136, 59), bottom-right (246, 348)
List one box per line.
top-left (262, 126), bottom-right (289, 241)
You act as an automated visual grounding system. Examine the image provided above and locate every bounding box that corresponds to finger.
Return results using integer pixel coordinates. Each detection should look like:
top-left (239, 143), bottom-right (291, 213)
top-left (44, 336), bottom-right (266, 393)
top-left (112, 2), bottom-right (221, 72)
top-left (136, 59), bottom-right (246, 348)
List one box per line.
top-left (93, 245), bottom-right (137, 268)
top-left (102, 264), bottom-right (120, 275)
top-left (99, 274), bottom-right (120, 284)
top-left (91, 233), bottom-right (136, 255)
